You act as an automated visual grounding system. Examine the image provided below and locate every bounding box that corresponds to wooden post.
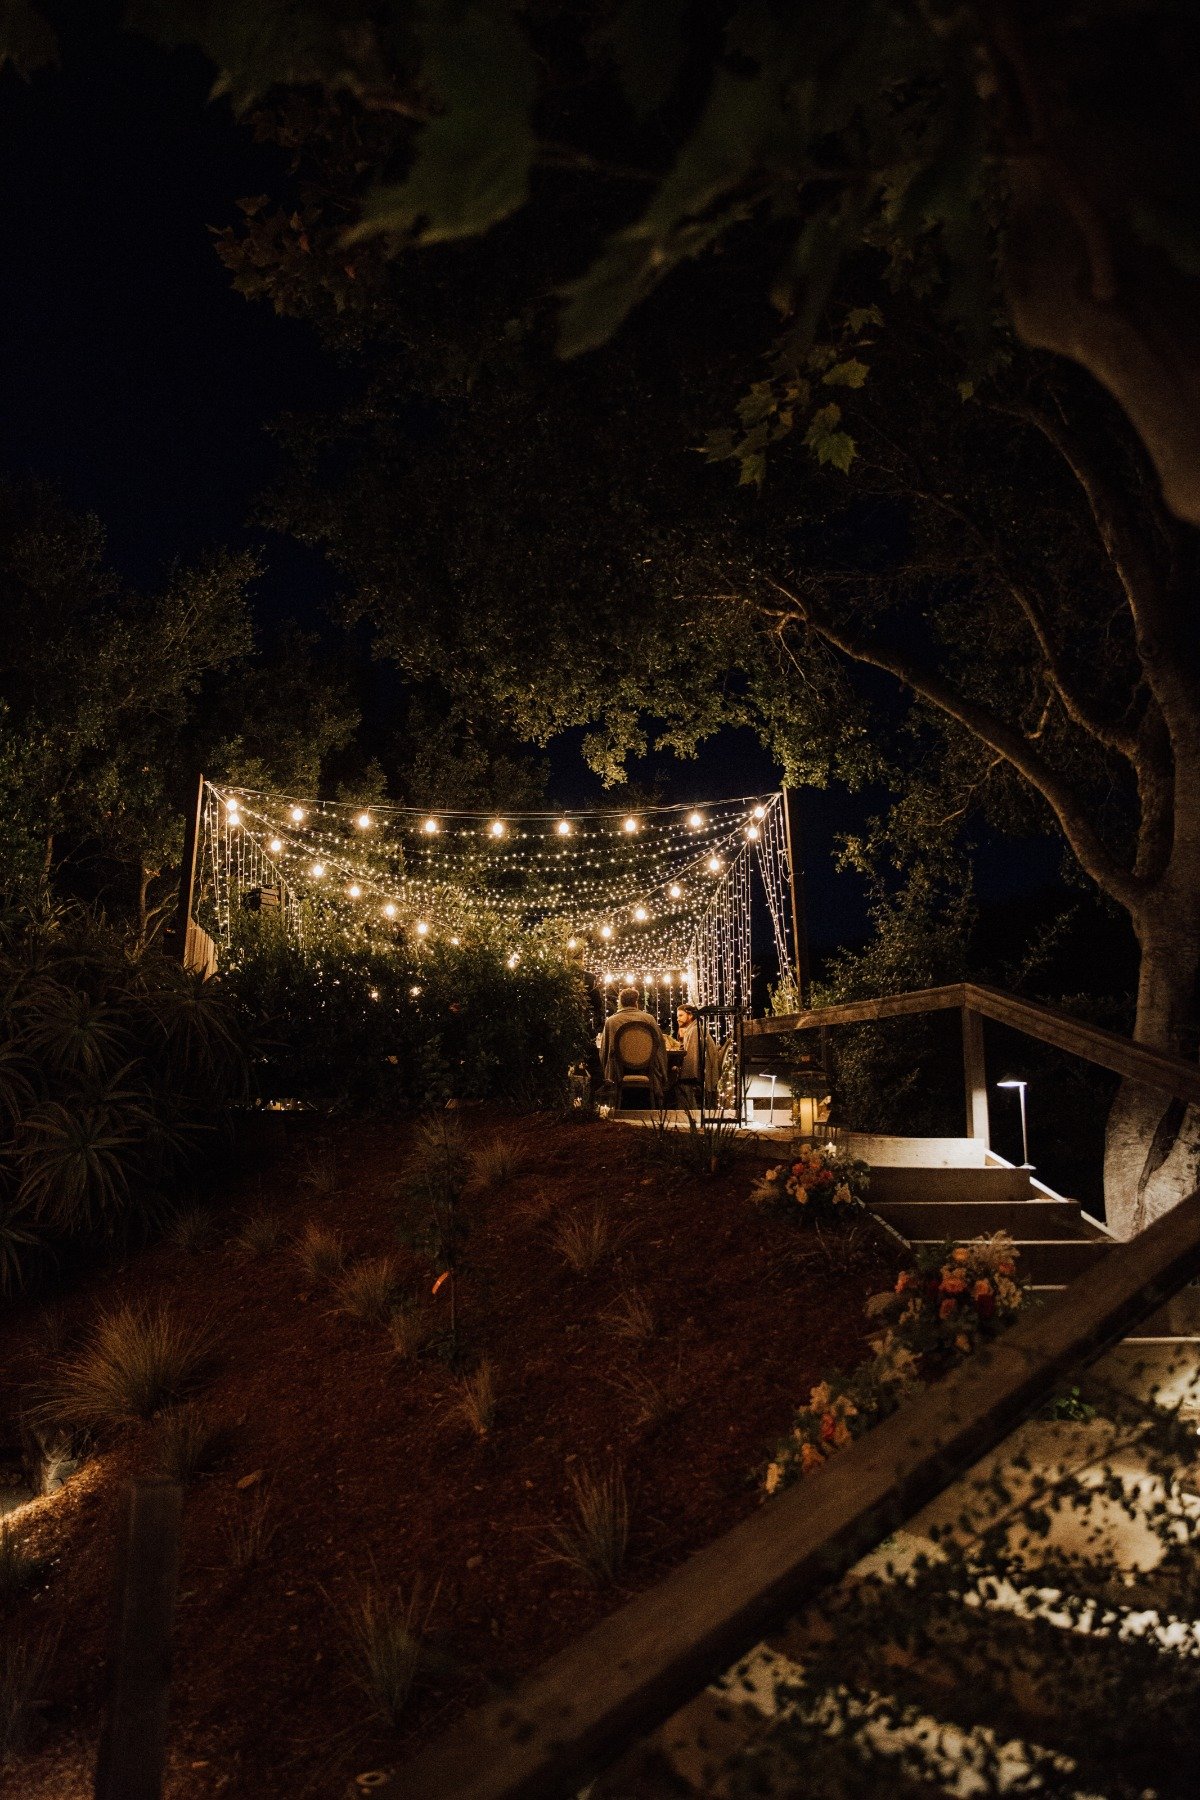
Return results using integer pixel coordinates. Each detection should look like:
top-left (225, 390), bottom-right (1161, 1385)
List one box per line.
top-left (962, 1006), bottom-right (990, 1146)
top-left (779, 785), bottom-right (809, 1007)
top-left (94, 1480), bottom-right (183, 1800)
top-left (172, 773), bottom-right (205, 966)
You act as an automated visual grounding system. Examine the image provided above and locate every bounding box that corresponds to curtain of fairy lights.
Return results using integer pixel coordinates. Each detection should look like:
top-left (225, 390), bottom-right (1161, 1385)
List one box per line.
top-left (754, 792), bottom-right (796, 998)
top-left (197, 785), bottom-right (794, 1032)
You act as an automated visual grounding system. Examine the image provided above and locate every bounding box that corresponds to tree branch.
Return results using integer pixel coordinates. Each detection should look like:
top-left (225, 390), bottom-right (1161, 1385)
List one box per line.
top-left (762, 575), bottom-right (1142, 910)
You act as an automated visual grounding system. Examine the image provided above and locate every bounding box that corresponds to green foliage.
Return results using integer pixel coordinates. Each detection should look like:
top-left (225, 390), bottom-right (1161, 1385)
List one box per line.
top-left (749, 1140), bottom-right (871, 1223)
top-left (225, 923), bottom-right (589, 1111)
top-left (0, 910), bottom-right (247, 1289)
top-left (41, 1301), bottom-right (218, 1428)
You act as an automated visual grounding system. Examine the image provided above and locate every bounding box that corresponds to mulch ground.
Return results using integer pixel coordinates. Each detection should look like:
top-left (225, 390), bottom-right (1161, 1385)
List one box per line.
top-left (0, 1110), bottom-right (898, 1798)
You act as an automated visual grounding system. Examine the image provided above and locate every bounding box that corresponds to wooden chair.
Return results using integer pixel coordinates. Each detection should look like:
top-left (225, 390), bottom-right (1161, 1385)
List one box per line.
top-left (612, 1018), bottom-right (661, 1110)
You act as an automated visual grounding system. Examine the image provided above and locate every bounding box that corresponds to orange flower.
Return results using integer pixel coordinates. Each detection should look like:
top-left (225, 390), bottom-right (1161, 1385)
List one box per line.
top-left (939, 1297), bottom-right (958, 1320)
top-left (954, 1332), bottom-right (972, 1353)
top-left (973, 1279), bottom-right (992, 1298)
top-left (940, 1275), bottom-right (967, 1295)
top-left (998, 1259), bottom-right (1016, 1276)
top-left (895, 1271), bottom-right (914, 1292)
top-left (819, 1411), bottom-right (839, 1443)
top-left (952, 1247), bottom-right (970, 1263)
top-left (800, 1442), bottom-right (827, 1473)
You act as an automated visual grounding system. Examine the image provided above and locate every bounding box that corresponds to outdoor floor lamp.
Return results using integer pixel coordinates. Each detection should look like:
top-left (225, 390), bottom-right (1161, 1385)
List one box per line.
top-left (996, 1077), bottom-right (1032, 1169)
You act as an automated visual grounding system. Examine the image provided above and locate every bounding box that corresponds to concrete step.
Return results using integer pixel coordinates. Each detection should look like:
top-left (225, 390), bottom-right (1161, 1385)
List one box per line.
top-left (868, 1164), bottom-right (1035, 1202)
top-left (906, 1236), bottom-right (1114, 1284)
top-left (872, 1198), bottom-right (1096, 1242)
top-left (1034, 1283), bottom-right (1200, 1342)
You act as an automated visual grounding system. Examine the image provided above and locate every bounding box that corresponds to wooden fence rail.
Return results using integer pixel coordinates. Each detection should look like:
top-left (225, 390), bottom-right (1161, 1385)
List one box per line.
top-left (384, 1189), bottom-right (1200, 1800)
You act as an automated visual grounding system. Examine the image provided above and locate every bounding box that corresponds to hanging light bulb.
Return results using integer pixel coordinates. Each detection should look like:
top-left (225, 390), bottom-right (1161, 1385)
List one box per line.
top-left (752, 804), bottom-right (766, 820)
top-left (633, 905), bottom-right (648, 923)
top-left (409, 985), bottom-right (422, 998)
top-left (369, 987), bottom-right (380, 1001)
top-left (416, 920), bottom-right (430, 937)
top-left (603, 973), bottom-right (613, 985)
top-left (622, 816), bottom-right (639, 834)
top-left (624, 971), bottom-right (635, 985)
top-left (225, 797), bottom-right (240, 817)
top-left (745, 824), bottom-right (760, 841)
top-left (489, 820), bottom-right (506, 838)
top-left (449, 934), bottom-right (461, 946)
top-left (599, 923), bottom-right (613, 940)
top-left (290, 806), bottom-right (305, 824)
top-left (356, 811), bottom-right (372, 830)
top-left (707, 854), bottom-right (723, 874)
top-left (422, 817), bottom-right (439, 835)
top-left (506, 952), bottom-right (519, 969)
top-left (688, 811), bottom-right (704, 829)
top-left (566, 936), bottom-right (579, 950)
top-left (668, 882), bottom-right (682, 900)
top-left (310, 862), bottom-right (326, 879)
top-left (269, 837), bottom-right (283, 855)
top-left (556, 819), bottom-right (572, 837)
top-left (383, 901), bottom-right (397, 919)
top-left (348, 882), bottom-right (362, 899)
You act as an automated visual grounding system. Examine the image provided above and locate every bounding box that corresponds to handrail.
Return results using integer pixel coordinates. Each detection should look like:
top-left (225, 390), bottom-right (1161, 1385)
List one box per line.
top-left (385, 1192), bottom-right (1200, 1800)
top-left (744, 980), bottom-right (1200, 1107)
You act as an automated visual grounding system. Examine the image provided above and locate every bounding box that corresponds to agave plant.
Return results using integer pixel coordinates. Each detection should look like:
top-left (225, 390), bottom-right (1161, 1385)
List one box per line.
top-left (17, 984), bottom-right (131, 1086)
top-left (0, 1200), bottom-right (42, 1297)
top-left (16, 1098), bottom-right (140, 1233)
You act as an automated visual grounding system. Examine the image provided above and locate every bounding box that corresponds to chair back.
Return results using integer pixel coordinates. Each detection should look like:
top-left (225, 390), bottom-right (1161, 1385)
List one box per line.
top-left (613, 1018), bottom-right (656, 1073)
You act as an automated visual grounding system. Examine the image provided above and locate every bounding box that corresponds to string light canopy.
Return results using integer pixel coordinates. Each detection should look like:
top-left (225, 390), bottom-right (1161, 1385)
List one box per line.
top-left (197, 783), bottom-right (798, 1029)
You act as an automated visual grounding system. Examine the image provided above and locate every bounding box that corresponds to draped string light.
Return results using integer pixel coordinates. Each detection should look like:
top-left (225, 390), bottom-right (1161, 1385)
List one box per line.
top-left (197, 785), bottom-right (796, 1029)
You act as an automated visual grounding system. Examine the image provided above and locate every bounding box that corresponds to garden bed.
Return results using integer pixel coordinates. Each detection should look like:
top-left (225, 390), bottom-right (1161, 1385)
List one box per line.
top-left (0, 1112), bottom-right (898, 1797)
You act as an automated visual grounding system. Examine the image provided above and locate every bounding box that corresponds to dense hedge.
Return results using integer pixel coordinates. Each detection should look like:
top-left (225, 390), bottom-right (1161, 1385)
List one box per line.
top-left (222, 925), bottom-right (591, 1111)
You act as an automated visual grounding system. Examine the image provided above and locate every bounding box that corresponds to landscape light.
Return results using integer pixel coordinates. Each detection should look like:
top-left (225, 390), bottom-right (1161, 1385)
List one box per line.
top-left (422, 817), bottom-right (439, 834)
top-left (688, 811), bottom-right (704, 829)
top-left (356, 811), bottom-right (372, 829)
top-left (996, 1078), bottom-right (1033, 1168)
top-left (489, 820), bottom-right (506, 838)
top-left (268, 837), bottom-right (283, 854)
top-left (383, 901), bottom-right (397, 919)
top-left (556, 819), bottom-right (572, 836)
top-left (290, 806), bottom-right (305, 823)
top-left (623, 816), bottom-right (639, 834)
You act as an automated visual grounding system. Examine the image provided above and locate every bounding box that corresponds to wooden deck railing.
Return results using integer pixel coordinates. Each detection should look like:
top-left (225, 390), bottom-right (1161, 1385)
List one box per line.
top-left (743, 980), bottom-right (1200, 1143)
top-left (384, 1189), bottom-right (1200, 1800)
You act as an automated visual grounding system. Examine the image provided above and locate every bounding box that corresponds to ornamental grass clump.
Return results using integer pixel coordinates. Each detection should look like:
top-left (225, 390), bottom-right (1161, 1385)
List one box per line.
top-left (550, 1203), bottom-right (618, 1275)
top-left (339, 1579), bottom-right (436, 1728)
top-left (764, 1234), bottom-right (1027, 1495)
top-left (542, 1463), bottom-right (629, 1586)
top-left (41, 1302), bottom-right (217, 1428)
top-left (388, 1301), bottom-right (432, 1360)
top-left (166, 1205), bottom-right (217, 1254)
top-left (599, 1283), bottom-right (656, 1342)
top-left (0, 1632), bottom-right (56, 1763)
top-left (234, 1205), bottom-right (285, 1257)
top-left (447, 1358), bottom-right (498, 1439)
top-left (293, 1219), bottom-right (346, 1285)
top-left (470, 1136), bottom-right (525, 1191)
top-left (152, 1402), bottom-right (230, 1484)
top-left (749, 1140), bottom-right (870, 1221)
top-left (334, 1255), bottom-right (401, 1324)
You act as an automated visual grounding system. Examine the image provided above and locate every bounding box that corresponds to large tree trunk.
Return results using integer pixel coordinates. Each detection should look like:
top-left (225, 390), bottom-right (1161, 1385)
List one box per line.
top-left (1104, 904), bottom-right (1200, 1238)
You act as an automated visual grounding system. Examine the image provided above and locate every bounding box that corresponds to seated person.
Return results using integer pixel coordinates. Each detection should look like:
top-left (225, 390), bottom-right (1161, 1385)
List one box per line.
top-left (676, 1003), bottom-right (721, 1103)
top-left (596, 986), bottom-right (668, 1102)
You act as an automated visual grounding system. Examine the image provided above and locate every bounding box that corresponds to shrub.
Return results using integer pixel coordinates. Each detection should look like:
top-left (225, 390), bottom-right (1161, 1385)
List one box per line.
top-left (41, 1302), bottom-right (217, 1427)
top-left (223, 1486), bottom-right (276, 1570)
top-left (608, 1360), bottom-right (689, 1430)
top-left (338, 1579), bottom-right (435, 1728)
top-left (543, 1463), bottom-right (629, 1586)
top-left (234, 1206), bottom-right (285, 1257)
top-left (334, 1255), bottom-right (401, 1324)
top-left (470, 1136), bottom-right (525, 1191)
top-left (447, 1358), bottom-right (498, 1438)
top-left (598, 1284), bottom-right (655, 1341)
top-left (0, 1524), bottom-right (40, 1605)
top-left (293, 1220), bottom-right (346, 1285)
top-left (300, 1141), bottom-right (338, 1200)
top-left (388, 1302), bottom-right (432, 1360)
top-left (0, 1632), bottom-right (56, 1762)
top-left (152, 1402), bottom-right (230, 1484)
top-left (550, 1204), bottom-right (618, 1275)
top-left (166, 1205), bottom-right (217, 1254)
top-left (222, 927), bottom-right (589, 1111)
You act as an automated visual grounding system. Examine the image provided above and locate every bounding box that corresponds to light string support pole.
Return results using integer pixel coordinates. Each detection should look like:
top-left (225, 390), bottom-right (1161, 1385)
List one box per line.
top-left (173, 772), bottom-right (205, 968)
top-left (780, 782), bottom-right (808, 1008)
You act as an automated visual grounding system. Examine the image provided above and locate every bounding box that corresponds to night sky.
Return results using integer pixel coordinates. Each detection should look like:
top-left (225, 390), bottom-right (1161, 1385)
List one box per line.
top-left (0, 10), bottom-right (1067, 955)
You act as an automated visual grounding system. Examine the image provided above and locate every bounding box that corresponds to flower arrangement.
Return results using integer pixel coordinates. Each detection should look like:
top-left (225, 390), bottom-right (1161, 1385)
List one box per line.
top-left (764, 1233), bottom-right (1027, 1494)
top-left (748, 1140), bottom-right (870, 1221)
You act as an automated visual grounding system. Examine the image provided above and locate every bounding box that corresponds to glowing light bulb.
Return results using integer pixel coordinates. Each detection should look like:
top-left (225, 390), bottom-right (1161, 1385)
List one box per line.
top-left (599, 924), bottom-right (613, 940)
top-left (310, 862), bottom-right (325, 879)
top-left (356, 812), bottom-right (371, 830)
top-left (506, 952), bottom-right (519, 969)
top-left (268, 837), bottom-right (283, 854)
top-left (290, 806), bottom-right (305, 823)
top-left (489, 820), bottom-right (506, 838)
top-left (668, 882), bottom-right (682, 900)
top-left (450, 934), bottom-right (461, 946)
top-left (707, 855), bottom-right (722, 874)
top-left (745, 825), bottom-right (760, 841)
top-left (409, 985), bottom-right (422, 998)
top-left (688, 811), bottom-right (704, 829)
top-left (422, 817), bottom-right (439, 835)
top-left (603, 973), bottom-right (613, 985)
top-left (633, 905), bottom-right (648, 923)
top-left (556, 819), bottom-right (572, 836)
top-left (752, 804), bottom-right (766, 820)
top-left (383, 901), bottom-right (397, 919)
top-left (369, 987), bottom-right (380, 1001)
top-left (566, 936), bottom-right (579, 951)
top-left (624, 972), bottom-right (635, 985)
top-left (416, 920), bottom-right (430, 937)
top-left (225, 797), bottom-right (240, 817)
top-left (623, 816), bottom-right (639, 834)
top-left (348, 883), bottom-right (362, 899)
